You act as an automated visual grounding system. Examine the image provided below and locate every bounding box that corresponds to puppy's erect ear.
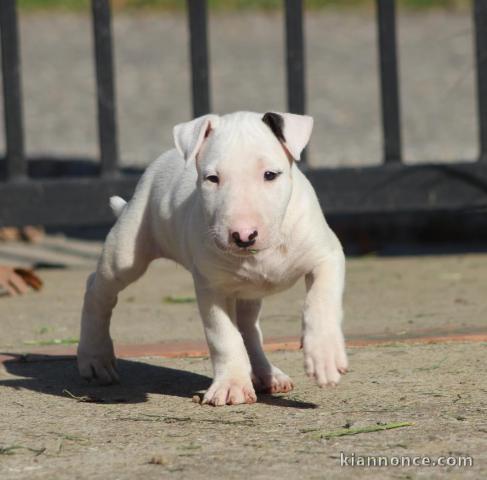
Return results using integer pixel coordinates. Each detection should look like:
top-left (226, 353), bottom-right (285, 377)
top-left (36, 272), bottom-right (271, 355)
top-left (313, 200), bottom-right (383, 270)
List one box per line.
top-left (262, 112), bottom-right (313, 161)
top-left (173, 114), bottom-right (220, 162)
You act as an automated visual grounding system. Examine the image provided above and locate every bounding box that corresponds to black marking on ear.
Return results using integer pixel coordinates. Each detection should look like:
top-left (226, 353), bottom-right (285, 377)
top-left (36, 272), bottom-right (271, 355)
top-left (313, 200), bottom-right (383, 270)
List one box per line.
top-left (262, 112), bottom-right (286, 143)
top-left (204, 121), bottom-right (212, 139)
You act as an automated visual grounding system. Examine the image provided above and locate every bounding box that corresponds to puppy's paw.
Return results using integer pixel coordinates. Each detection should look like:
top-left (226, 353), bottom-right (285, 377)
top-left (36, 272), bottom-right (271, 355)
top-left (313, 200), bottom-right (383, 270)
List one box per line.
top-left (202, 377), bottom-right (256, 406)
top-left (77, 340), bottom-right (119, 385)
top-left (252, 365), bottom-right (294, 394)
top-left (303, 328), bottom-right (348, 387)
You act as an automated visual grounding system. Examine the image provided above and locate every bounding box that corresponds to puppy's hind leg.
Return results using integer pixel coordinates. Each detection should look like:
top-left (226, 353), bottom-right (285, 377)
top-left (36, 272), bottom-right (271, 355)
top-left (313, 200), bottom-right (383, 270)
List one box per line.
top-left (237, 299), bottom-right (294, 394)
top-left (77, 193), bottom-right (157, 384)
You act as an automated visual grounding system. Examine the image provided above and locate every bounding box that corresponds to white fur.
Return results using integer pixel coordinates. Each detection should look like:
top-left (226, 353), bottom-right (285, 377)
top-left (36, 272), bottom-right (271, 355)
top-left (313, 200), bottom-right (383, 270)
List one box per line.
top-left (109, 196), bottom-right (127, 218)
top-left (78, 111), bottom-right (348, 405)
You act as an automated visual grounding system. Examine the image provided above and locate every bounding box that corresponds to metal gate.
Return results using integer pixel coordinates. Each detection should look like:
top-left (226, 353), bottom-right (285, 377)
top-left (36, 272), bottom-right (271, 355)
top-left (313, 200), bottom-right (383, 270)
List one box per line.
top-left (1, 0), bottom-right (486, 227)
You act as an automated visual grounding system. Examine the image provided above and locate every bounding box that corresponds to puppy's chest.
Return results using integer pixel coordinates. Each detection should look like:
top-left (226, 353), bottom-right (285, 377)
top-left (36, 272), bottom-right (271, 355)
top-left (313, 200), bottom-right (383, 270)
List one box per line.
top-left (222, 255), bottom-right (305, 297)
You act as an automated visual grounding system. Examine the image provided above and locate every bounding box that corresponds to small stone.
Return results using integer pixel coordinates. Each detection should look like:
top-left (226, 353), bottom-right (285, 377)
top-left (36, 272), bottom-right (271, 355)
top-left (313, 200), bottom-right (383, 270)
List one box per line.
top-left (148, 455), bottom-right (168, 465)
top-left (192, 395), bottom-right (201, 404)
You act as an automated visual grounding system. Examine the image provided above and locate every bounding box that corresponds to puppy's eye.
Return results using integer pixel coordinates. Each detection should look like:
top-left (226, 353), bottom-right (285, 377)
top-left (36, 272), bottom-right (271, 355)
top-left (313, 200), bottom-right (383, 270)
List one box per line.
top-left (264, 171), bottom-right (279, 181)
top-left (206, 175), bottom-right (219, 184)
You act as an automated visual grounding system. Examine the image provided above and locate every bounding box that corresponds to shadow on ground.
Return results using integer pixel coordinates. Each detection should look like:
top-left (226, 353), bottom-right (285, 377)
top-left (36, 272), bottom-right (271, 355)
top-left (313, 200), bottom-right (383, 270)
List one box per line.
top-left (0, 354), bottom-right (318, 409)
top-left (0, 354), bottom-right (210, 404)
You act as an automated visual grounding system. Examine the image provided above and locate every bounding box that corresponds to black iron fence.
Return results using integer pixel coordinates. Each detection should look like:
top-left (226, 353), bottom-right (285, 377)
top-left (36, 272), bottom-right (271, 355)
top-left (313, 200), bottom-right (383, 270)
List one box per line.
top-left (1, 0), bottom-right (486, 227)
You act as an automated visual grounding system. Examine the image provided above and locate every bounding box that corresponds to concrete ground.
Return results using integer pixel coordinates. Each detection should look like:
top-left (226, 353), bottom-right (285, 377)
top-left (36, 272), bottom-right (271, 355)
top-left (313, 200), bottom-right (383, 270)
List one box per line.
top-left (0, 10), bottom-right (478, 168)
top-left (1, 345), bottom-right (486, 479)
top-left (0, 237), bottom-right (486, 349)
top-left (0, 237), bottom-right (486, 478)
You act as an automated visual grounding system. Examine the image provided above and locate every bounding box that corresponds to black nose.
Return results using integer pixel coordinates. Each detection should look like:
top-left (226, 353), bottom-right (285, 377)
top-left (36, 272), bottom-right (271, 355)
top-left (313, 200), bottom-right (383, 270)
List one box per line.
top-left (231, 231), bottom-right (258, 248)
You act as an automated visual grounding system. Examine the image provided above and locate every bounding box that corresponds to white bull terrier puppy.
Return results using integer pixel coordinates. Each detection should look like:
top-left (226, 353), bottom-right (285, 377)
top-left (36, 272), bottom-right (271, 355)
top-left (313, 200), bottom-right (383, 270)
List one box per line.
top-left (77, 111), bottom-right (348, 406)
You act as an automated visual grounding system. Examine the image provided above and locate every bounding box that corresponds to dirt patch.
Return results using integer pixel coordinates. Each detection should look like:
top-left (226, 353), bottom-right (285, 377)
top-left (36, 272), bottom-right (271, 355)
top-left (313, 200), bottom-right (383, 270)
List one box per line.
top-left (1, 343), bottom-right (485, 479)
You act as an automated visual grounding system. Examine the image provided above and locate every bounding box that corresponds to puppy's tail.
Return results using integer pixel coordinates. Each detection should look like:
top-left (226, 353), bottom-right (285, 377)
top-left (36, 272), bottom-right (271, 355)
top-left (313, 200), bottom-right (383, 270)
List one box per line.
top-left (109, 196), bottom-right (127, 218)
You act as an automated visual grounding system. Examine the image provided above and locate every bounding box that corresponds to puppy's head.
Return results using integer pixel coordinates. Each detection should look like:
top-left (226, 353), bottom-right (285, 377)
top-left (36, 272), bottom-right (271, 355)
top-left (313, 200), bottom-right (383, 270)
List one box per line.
top-left (173, 111), bottom-right (313, 255)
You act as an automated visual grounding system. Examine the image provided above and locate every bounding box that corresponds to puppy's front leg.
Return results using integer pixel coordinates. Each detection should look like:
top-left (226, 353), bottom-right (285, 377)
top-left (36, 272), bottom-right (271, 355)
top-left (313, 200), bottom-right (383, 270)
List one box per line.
top-left (236, 299), bottom-right (294, 394)
top-left (302, 250), bottom-right (348, 387)
top-left (195, 281), bottom-right (256, 406)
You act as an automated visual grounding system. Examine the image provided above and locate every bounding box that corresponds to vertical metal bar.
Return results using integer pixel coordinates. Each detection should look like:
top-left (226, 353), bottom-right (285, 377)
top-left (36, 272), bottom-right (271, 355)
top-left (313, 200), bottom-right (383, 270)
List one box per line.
top-left (285, 0), bottom-right (305, 115)
top-left (284, 0), bottom-right (307, 164)
top-left (92, 0), bottom-right (119, 176)
top-left (473, 0), bottom-right (487, 162)
top-left (376, 0), bottom-right (402, 163)
top-left (187, 0), bottom-right (211, 118)
top-left (285, 0), bottom-right (305, 114)
top-left (0, 0), bottom-right (26, 180)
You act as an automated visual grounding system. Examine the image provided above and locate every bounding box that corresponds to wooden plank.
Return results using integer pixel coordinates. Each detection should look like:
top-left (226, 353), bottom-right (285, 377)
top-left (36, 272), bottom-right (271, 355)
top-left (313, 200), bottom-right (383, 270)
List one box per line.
top-left (307, 162), bottom-right (487, 214)
top-left (0, 175), bottom-right (139, 226)
top-left (1, 162), bottom-right (486, 226)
